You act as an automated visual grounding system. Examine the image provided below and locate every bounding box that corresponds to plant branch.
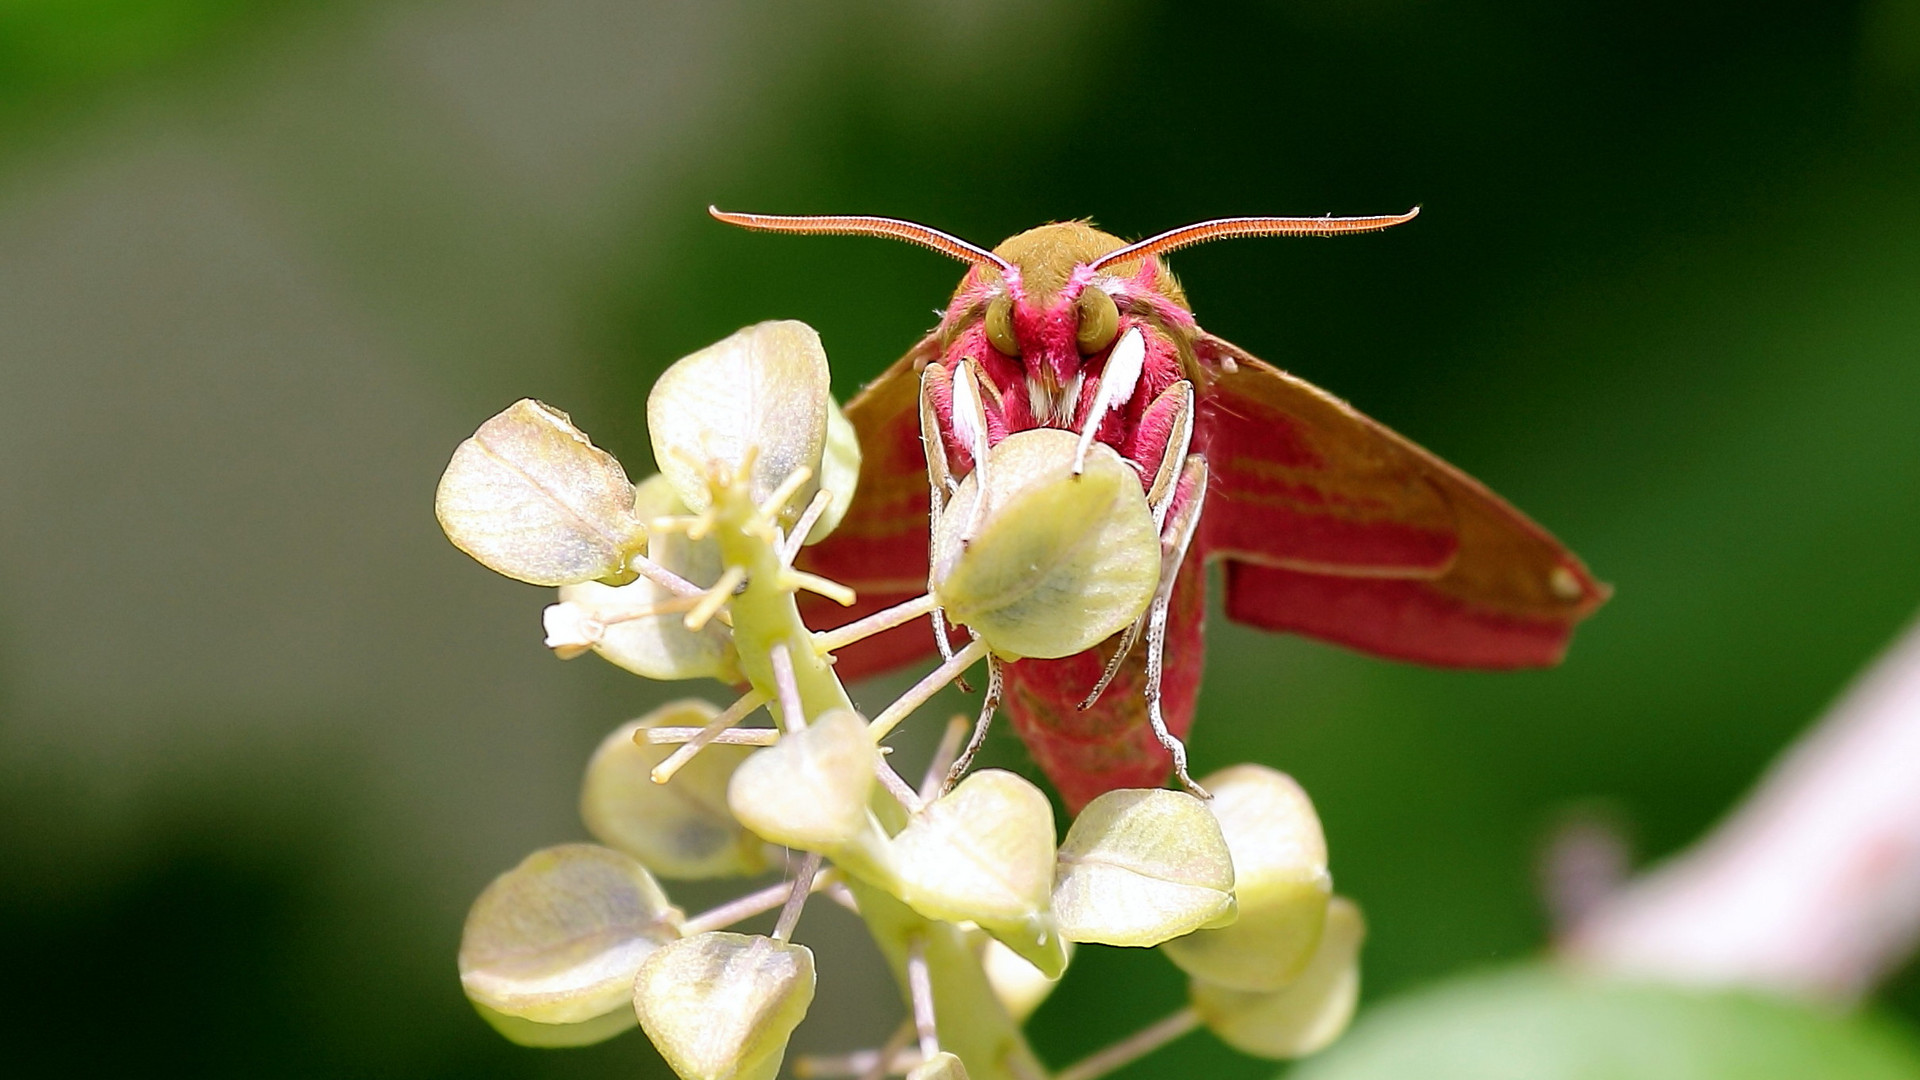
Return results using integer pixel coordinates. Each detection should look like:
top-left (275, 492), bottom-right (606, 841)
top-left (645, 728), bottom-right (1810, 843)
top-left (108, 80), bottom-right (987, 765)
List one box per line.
top-left (1054, 1008), bottom-right (1199, 1080)
top-left (1566, 612), bottom-right (1920, 1002)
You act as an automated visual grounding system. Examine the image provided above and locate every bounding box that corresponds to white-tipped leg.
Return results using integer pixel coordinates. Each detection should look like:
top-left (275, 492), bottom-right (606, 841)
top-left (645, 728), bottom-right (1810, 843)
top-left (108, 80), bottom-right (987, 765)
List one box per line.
top-left (943, 651), bottom-right (1002, 792)
top-left (920, 364), bottom-right (959, 670)
top-left (951, 359), bottom-right (993, 545)
top-left (1143, 455), bottom-right (1210, 799)
top-left (1073, 326), bottom-right (1146, 474)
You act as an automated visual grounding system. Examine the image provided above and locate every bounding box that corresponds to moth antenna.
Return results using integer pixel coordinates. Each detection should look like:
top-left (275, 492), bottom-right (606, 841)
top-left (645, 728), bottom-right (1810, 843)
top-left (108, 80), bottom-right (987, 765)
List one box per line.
top-left (709, 207), bottom-right (1013, 273)
top-left (1089, 207), bottom-right (1420, 270)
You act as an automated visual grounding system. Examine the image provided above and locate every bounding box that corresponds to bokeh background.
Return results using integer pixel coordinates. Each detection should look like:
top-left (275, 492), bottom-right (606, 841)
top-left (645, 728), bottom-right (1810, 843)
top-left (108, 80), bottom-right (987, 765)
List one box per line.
top-left (3, 1), bottom-right (1919, 1076)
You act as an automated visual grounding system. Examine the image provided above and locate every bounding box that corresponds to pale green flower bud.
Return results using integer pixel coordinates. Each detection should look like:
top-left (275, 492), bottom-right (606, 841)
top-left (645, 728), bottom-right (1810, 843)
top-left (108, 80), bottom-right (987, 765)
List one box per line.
top-left (471, 1001), bottom-right (637, 1048)
top-left (549, 478), bottom-right (737, 679)
top-left (891, 769), bottom-right (1065, 977)
top-left (458, 844), bottom-right (681, 1028)
top-left (547, 581), bottom-right (739, 680)
top-left (1161, 765), bottom-right (1332, 991)
top-left (932, 430), bottom-right (1160, 660)
top-left (726, 709), bottom-right (881, 855)
top-left (436, 399), bottom-right (646, 586)
top-left (549, 478), bottom-right (741, 672)
top-left (1053, 789), bottom-right (1237, 947)
top-left (580, 702), bottom-right (769, 879)
top-left (634, 931), bottom-right (816, 1080)
top-left (979, 936), bottom-right (1067, 1023)
top-left (648, 321), bottom-right (831, 529)
top-left (1190, 896), bottom-right (1364, 1059)
top-left (907, 1051), bottom-right (971, 1080)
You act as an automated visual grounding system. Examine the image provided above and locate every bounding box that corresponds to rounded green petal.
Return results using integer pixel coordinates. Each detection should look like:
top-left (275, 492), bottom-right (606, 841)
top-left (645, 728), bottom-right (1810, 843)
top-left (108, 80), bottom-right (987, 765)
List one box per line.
top-left (1054, 789), bottom-right (1237, 947)
top-left (648, 321), bottom-right (830, 527)
top-left (932, 430), bottom-right (1159, 660)
top-left (436, 399), bottom-right (645, 586)
top-left (580, 702), bottom-right (769, 879)
top-left (459, 844), bottom-right (682, 1024)
top-left (893, 770), bottom-right (1056, 925)
top-left (471, 999), bottom-right (637, 1048)
top-left (1192, 896), bottom-right (1365, 1059)
top-left (1162, 765), bottom-right (1332, 991)
top-left (726, 709), bottom-right (879, 854)
top-left (892, 770), bottom-right (1062, 975)
top-left (634, 932), bottom-right (816, 1080)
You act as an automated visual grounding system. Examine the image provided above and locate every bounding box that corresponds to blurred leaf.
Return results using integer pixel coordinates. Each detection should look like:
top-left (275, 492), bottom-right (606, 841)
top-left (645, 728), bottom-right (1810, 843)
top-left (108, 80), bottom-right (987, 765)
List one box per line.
top-left (0, 0), bottom-right (290, 103)
top-left (1291, 966), bottom-right (1920, 1080)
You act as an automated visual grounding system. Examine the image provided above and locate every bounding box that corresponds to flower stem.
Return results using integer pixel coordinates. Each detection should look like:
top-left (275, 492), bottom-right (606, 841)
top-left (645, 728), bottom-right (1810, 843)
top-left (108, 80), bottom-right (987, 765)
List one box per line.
top-left (681, 865), bottom-right (834, 936)
top-left (1053, 1008), bottom-right (1199, 1080)
top-left (774, 852), bottom-right (825, 943)
top-left (648, 688), bottom-right (770, 782)
top-left (707, 470), bottom-right (1039, 1080)
top-left (639, 727), bottom-right (780, 746)
top-left (907, 934), bottom-right (941, 1059)
top-left (813, 593), bottom-right (941, 654)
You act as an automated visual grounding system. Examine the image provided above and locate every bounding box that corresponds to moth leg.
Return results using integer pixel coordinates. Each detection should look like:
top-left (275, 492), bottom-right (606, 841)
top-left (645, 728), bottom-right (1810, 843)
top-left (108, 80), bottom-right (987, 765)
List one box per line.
top-left (1078, 617), bottom-right (1145, 711)
top-left (920, 363), bottom-right (967, 680)
top-left (1078, 379), bottom-right (1195, 711)
top-left (942, 648), bottom-right (1002, 793)
top-left (1145, 455), bottom-right (1210, 799)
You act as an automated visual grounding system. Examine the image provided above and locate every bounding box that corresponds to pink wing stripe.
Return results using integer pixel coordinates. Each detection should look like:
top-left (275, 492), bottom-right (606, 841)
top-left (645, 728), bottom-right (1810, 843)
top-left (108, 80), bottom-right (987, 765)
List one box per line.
top-left (1200, 493), bottom-right (1459, 573)
top-left (1221, 560), bottom-right (1574, 669)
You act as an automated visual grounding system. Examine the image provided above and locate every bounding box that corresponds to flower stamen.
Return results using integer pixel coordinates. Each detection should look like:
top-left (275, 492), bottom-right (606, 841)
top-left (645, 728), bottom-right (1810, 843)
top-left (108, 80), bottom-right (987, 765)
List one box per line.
top-left (684, 565), bottom-right (746, 631)
top-left (813, 593), bottom-right (941, 655)
top-left (648, 688), bottom-right (771, 783)
top-left (868, 639), bottom-right (989, 742)
top-left (770, 641), bottom-right (806, 731)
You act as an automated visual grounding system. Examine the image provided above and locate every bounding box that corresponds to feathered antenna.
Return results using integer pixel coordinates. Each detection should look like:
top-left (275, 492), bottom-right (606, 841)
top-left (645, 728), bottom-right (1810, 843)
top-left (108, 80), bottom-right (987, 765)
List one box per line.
top-left (709, 207), bottom-right (1013, 274)
top-left (1089, 208), bottom-right (1420, 270)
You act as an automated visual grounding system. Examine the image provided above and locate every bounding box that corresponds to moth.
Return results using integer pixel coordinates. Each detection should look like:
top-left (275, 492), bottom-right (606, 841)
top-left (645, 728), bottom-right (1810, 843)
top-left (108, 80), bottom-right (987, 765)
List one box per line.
top-left (713, 207), bottom-right (1609, 811)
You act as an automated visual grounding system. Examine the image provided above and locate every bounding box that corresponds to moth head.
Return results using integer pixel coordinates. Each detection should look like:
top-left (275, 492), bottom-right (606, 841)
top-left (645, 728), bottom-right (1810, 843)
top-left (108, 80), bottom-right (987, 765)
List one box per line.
top-left (976, 222), bottom-right (1136, 396)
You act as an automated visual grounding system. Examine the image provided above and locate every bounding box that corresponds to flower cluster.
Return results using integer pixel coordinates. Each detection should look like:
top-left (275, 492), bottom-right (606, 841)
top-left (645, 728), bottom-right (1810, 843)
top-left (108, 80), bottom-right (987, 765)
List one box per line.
top-left (435, 321), bottom-right (1364, 1080)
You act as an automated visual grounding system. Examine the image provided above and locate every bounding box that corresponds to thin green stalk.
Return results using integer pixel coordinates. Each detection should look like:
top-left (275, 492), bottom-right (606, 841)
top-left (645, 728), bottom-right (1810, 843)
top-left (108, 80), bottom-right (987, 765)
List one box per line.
top-left (709, 479), bottom-right (1041, 1080)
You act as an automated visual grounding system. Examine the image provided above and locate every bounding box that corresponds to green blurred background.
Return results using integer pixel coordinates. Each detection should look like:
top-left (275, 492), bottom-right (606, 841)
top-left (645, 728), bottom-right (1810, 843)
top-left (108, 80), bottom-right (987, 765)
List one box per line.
top-left (2, 1), bottom-right (1918, 1076)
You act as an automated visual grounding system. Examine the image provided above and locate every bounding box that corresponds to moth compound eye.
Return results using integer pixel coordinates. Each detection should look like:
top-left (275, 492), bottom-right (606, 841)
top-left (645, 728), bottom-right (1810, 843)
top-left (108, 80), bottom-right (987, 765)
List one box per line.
top-left (1074, 286), bottom-right (1120, 355)
top-left (984, 296), bottom-right (1019, 356)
